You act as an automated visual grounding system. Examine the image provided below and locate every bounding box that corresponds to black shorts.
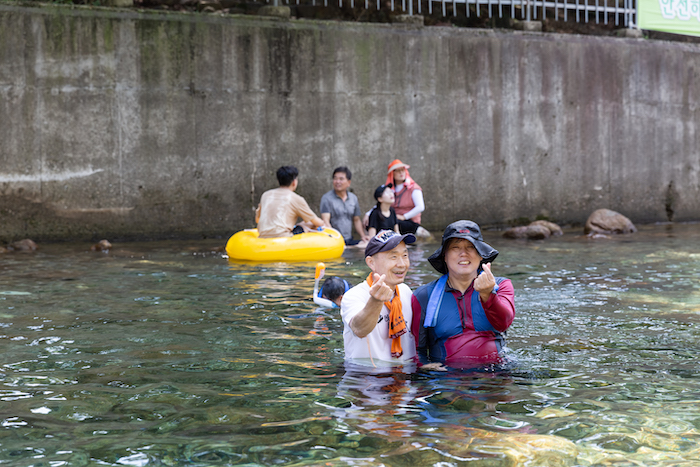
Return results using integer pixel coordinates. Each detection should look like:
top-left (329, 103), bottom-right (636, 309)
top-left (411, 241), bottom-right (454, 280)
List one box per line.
top-left (398, 219), bottom-right (420, 235)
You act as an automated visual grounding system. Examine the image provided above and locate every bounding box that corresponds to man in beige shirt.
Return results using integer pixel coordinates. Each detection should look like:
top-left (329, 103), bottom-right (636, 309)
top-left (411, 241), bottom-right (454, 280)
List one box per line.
top-left (255, 166), bottom-right (325, 238)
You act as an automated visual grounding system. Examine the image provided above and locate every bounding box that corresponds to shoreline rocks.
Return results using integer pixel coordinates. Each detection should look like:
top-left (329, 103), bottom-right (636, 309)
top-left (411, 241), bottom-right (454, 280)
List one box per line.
top-left (503, 220), bottom-right (563, 240)
top-left (584, 209), bottom-right (636, 236)
top-left (7, 239), bottom-right (38, 252)
top-left (90, 239), bottom-right (113, 252)
top-left (502, 209), bottom-right (637, 241)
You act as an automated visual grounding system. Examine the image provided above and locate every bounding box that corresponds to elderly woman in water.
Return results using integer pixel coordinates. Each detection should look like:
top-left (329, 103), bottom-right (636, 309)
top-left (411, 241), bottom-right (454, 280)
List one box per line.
top-left (411, 220), bottom-right (515, 368)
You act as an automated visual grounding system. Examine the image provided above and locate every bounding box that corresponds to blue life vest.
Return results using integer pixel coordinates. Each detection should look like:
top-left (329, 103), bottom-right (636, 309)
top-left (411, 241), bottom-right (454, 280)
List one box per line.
top-left (424, 274), bottom-right (499, 332)
top-left (419, 274), bottom-right (506, 361)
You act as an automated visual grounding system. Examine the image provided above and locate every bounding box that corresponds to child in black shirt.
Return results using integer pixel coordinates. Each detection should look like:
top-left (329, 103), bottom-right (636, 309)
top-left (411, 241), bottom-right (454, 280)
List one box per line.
top-left (367, 184), bottom-right (400, 237)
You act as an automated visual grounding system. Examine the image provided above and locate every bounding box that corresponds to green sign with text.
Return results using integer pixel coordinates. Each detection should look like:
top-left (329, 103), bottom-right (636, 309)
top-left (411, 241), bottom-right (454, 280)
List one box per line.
top-left (639, 0), bottom-right (700, 36)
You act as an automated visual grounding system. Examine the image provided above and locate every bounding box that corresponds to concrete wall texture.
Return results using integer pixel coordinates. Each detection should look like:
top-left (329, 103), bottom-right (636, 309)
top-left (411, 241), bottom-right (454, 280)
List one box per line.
top-left (1, 4), bottom-right (699, 241)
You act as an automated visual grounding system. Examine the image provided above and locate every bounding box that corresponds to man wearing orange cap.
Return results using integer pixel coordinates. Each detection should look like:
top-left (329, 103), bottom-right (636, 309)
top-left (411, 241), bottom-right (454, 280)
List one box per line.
top-left (385, 159), bottom-right (431, 239)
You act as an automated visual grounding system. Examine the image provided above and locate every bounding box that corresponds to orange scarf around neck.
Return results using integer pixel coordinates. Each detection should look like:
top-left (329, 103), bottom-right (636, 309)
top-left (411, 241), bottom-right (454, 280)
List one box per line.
top-left (366, 273), bottom-right (407, 358)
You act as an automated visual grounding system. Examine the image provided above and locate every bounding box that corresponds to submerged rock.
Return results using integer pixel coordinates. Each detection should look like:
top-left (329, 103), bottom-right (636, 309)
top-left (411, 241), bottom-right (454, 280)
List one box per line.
top-left (415, 226), bottom-right (433, 240)
top-left (530, 220), bottom-right (563, 236)
top-left (584, 209), bottom-right (636, 235)
top-left (436, 425), bottom-right (579, 465)
top-left (90, 239), bottom-right (113, 252)
top-left (8, 239), bottom-right (38, 251)
top-left (503, 225), bottom-right (550, 240)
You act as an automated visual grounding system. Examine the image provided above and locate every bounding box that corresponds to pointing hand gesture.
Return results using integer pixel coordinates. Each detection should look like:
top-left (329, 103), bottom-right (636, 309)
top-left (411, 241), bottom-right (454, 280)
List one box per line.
top-left (369, 273), bottom-right (394, 303)
top-left (474, 263), bottom-right (496, 302)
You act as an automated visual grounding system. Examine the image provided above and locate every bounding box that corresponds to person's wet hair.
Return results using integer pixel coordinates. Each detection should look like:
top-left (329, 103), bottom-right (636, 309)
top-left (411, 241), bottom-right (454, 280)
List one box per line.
top-left (333, 166), bottom-right (352, 180)
top-left (277, 166), bottom-right (299, 186)
top-left (321, 276), bottom-right (346, 302)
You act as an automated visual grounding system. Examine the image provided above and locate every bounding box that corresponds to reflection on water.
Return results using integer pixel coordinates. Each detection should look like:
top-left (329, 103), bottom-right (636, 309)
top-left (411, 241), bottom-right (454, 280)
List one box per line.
top-left (1, 224), bottom-right (700, 465)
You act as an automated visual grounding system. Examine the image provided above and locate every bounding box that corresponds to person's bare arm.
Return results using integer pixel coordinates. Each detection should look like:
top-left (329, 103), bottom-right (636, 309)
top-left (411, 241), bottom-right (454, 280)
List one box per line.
top-left (353, 216), bottom-right (369, 241)
top-left (310, 216), bottom-right (325, 228)
top-left (297, 197), bottom-right (326, 230)
top-left (321, 213), bottom-right (332, 228)
top-left (349, 274), bottom-right (393, 338)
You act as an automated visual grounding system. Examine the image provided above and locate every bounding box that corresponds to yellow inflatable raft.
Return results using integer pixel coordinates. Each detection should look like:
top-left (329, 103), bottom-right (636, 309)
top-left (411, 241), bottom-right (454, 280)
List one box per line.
top-left (225, 228), bottom-right (345, 262)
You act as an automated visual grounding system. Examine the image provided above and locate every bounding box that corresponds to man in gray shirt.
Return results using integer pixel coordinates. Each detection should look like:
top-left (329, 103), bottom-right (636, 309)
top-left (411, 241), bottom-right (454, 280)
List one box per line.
top-left (320, 167), bottom-right (370, 246)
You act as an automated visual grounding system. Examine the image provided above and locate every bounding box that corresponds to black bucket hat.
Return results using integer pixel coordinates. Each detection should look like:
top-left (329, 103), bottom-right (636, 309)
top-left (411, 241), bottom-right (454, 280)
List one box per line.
top-left (428, 220), bottom-right (499, 275)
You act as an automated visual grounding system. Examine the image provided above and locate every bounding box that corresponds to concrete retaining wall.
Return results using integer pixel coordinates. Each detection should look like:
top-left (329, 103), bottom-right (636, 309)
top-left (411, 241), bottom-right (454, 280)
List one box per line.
top-left (1, 4), bottom-right (699, 241)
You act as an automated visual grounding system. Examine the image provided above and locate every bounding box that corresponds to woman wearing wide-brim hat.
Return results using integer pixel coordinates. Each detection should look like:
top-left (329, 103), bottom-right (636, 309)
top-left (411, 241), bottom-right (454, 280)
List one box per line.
top-left (385, 159), bottom-right (431, 239)
top-left (410, 220), bottom-right (515, 368)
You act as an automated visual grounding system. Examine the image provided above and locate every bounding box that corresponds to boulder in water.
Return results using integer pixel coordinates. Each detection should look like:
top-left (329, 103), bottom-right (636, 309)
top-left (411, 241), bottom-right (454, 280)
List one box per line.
top-left (90, 240), bottom-right (112, 252)
top-left (503, 221), bottom-right (562, 240)
top-left (584, 209), bottom-right (636, 235)
top-left (8, 239), bottom-right (37, 251)
top-left (530, 220), bottom-right (563, 236)
top-left (503, 225), bottom-right (549, 240)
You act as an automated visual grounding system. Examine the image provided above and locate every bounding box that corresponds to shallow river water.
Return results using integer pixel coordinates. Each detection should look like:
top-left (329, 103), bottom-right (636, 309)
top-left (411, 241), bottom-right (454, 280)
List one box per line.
top-left (2, 223), bottom-right (700, 466)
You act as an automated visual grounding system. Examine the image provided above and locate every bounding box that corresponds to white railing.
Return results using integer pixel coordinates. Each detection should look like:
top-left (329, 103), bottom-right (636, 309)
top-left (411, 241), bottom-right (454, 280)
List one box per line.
top-left (267, 0), bottom-right (637, 27)
top-left (428, 0), bottom-right (636, 26)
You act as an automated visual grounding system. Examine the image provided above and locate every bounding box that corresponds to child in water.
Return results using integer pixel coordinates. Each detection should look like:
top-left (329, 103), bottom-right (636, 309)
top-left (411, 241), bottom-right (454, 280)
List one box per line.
top-left (313, 263), bottom-right (350, 308)
top-left (320, 276), bottom-right (350, 307)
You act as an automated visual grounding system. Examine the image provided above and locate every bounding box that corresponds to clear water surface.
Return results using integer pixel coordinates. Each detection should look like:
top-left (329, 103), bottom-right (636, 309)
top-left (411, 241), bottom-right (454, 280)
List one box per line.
top-left (2, 223), bottom-right (700, 466)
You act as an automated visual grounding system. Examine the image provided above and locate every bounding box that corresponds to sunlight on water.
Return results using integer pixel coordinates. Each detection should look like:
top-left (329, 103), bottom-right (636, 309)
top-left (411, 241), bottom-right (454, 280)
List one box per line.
top-left (1, 224), bottom-right (700, 465)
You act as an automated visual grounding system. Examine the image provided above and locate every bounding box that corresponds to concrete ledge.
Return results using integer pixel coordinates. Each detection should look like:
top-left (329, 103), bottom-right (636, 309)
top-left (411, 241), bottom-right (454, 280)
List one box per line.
top-left (257, 5), bottom-right (290, 18)
top-left (513, 20), bottom-right (543, 32)
top-left (616, 28), bottom-right (644, 38)
top-left (393, 14), bottom-right (424, 26)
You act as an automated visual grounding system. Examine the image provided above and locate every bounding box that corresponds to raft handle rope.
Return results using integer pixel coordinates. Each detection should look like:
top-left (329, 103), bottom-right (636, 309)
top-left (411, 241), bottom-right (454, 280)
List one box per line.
top-left (367, 340), bottom-right (376, 368)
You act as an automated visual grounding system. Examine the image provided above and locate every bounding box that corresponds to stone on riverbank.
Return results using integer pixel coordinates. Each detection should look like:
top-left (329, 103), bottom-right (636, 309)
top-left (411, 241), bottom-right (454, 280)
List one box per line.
top-left (584, 209), bottom-right (636, 235)
top-left (90, 239), bottom-right (113, 252)
top-left (503, 220), bottom-right (562, 240)
top-left (503, 225), bottom-right (550, 239)
top-left (415, 226), bottom-right (433, 240)
top-left (8, 239), bottom-right (38, 251)
top-left (530, 220), bottom-right (563, 236)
